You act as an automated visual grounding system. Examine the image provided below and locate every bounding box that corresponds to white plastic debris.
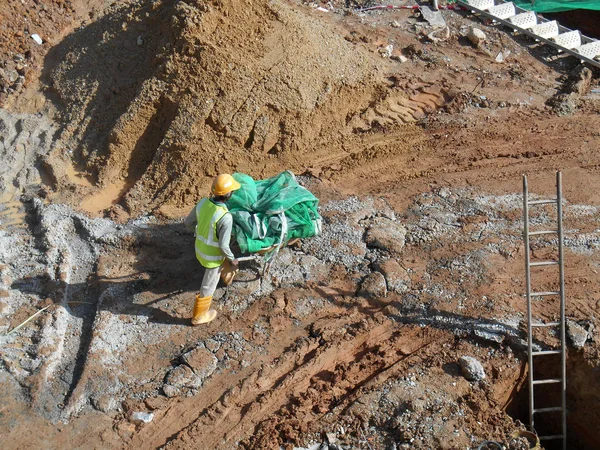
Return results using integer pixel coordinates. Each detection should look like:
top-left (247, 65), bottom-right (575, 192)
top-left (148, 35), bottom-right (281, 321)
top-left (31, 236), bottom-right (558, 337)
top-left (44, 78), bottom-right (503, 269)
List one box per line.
top-left (427, 26), bottom-right (451, 43)
top-left (379, 44), bottom-right (394, 58)
top-left (31, 34), bottom-right (43, 45)
top-left (392, 54), bottom-right (408, 63)
top-left (495, 49), bottom-right (511, 63)
top-left (130, 411), bottom-right (154, 424)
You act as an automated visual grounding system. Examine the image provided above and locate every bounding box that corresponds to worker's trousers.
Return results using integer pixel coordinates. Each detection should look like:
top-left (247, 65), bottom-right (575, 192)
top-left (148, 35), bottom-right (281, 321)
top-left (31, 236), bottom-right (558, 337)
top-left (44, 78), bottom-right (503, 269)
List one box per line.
top-left (200, 265), bottom-right (223, 298)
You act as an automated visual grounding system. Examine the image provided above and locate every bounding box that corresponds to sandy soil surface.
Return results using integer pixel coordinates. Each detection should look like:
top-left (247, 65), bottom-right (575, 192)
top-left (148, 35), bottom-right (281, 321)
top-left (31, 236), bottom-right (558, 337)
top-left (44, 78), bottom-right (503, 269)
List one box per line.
top-left (1, 0), bottom-right (599, 449)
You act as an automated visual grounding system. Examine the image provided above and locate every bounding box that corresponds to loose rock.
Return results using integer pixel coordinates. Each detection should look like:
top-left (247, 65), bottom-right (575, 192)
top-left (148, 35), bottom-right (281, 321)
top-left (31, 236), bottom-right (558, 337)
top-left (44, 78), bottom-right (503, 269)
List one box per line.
top-left (359, 272), bottom-right (387, 299)
top-left (91, 394), bottom-right (118, 413)
top-left (31, 34), bottom-right (43, 45)
top-left (365, 217), bottom-right (407, 254)
top-left (391, 54), bottom-right (408, 63)
top-left (379, 44), bottom-right (393, 58)
top-left (458, 356), bottom-right (486, 381)
top-left (162, 384), bottom-right (180, 398)
top-left (181, 345), bottom-right (218, 379)
top-left (373, 259), bottom-right (410, 293)
top-left (467, 28), bottom-right (486, 46)
top-left (165, 364), bottom-right (197, 389)
top-left (567, 320), bottom-right (588, 349)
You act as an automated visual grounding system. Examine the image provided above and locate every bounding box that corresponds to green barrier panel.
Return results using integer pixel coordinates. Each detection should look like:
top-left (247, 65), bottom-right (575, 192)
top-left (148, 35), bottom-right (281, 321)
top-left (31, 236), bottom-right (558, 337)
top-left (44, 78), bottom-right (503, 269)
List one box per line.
top-left (226, 171), bottom-right (322, 254)
top-left (514, 0), bottom-right (600, 12)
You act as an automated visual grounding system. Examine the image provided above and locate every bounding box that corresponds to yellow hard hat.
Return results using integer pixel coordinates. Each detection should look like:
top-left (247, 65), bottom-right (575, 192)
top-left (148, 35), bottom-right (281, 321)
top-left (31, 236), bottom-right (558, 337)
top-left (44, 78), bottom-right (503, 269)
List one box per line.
top-left (212, 174), bottom-right (241, 196)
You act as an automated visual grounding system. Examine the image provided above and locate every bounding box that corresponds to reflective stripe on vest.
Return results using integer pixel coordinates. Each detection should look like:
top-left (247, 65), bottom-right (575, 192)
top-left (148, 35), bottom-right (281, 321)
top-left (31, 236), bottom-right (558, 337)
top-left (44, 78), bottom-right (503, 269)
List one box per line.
top-left (195, 198), bottom-right (228, 268)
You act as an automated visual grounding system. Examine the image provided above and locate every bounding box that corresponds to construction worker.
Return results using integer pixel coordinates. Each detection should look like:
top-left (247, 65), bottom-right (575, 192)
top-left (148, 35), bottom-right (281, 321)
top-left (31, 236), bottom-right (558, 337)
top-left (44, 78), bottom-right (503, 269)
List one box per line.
top-left (184, 174), bottom-right (241, 326)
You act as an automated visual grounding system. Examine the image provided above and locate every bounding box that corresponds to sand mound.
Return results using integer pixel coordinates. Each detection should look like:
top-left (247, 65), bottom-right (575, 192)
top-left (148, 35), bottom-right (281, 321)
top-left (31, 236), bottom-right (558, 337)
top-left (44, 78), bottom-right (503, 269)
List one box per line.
top-left (44, 0), bottom-right (385, 216)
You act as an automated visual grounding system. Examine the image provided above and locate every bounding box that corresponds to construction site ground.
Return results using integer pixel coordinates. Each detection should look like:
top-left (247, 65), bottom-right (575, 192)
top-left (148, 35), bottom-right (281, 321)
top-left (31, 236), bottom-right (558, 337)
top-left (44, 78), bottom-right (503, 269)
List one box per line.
top-left (1, 0), bottom-right (599, 449)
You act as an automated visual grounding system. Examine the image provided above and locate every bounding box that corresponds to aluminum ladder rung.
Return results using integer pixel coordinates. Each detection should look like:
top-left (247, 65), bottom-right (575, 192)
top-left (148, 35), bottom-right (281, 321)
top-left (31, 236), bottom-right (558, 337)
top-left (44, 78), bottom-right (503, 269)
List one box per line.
top-left (528, 229), bottom-right (557, 236)
top-left (527, 199), bottom-right (556, 205)
top-left (531, 291), bottom-right (560, 297)
top-left (529, 230), bottom-right (558, 236)
top-left (529, 261), bottom-right (559, 267)
top-left (532, 378), bottom-right (562, 384)
top-left (532, 321), bottom-right (560, 327)
top-left (534, 406), bottom-right (563, 413)
top-left (532, 350), bottom-right (561, 356)
top-left (539, 435), bottom-right (564, 441)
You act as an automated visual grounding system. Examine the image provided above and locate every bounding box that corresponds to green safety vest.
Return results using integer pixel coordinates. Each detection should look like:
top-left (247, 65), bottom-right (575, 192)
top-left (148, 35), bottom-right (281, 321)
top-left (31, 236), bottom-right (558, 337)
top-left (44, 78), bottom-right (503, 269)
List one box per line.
top-left (195, 198), bottom-right (229, 268)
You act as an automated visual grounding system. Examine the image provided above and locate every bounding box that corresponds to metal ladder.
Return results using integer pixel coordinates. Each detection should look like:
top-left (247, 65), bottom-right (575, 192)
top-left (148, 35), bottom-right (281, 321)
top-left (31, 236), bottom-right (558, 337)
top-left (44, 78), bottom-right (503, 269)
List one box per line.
top-left (457, 0), bottom-right (600, 69)
top-left (522, 172), bottom-right (567, 449)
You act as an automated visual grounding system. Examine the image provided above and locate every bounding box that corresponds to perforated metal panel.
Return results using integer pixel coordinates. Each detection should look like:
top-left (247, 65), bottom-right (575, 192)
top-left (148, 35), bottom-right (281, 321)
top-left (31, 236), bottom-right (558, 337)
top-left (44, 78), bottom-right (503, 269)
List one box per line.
top-left (553, 31), bottom-right (581, 50)
top-left (509, 11), bottom-right (537, 29)
top-left (530, 21), bottom-right (559, 40)
top-left (456, 0), bottom-right (600, 69)
top-left (574, 41), bottom-right (600, 59)
top-left (489, 2), bottom-right (516, 20)
top-left (466, 0), bottom-right (495, 10)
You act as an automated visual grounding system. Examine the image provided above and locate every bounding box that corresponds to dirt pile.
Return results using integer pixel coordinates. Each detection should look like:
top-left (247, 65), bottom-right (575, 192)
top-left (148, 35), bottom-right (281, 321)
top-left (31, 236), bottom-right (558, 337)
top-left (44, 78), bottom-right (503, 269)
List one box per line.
top-left (39, 0), bottom-right (460, 219)
top-left (42, 0), bottom-right (372, 216)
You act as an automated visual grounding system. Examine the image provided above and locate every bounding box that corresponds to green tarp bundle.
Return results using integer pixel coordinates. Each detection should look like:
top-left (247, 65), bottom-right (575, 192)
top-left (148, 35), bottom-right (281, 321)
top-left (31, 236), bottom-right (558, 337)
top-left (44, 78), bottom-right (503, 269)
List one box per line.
top-left (226, 171), bottom-right (321, 254)
top-left (514, 0), bottom-right (600, 12)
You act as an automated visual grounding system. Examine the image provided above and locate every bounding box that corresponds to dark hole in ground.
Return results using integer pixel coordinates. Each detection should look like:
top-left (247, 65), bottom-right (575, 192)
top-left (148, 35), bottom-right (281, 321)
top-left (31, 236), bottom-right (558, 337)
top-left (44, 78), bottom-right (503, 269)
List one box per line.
top-left (505, 352), bottom-right (600, 450)
top-left (544, 10), bottom-right (600, 40)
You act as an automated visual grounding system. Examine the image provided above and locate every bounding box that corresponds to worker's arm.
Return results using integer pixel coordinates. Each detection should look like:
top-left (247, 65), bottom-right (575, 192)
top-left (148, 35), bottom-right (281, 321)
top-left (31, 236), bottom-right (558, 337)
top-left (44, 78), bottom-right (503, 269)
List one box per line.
top-left (216, 213), bottom-right (236, 262)
top-left (184, 204), bottom-right (198, 232)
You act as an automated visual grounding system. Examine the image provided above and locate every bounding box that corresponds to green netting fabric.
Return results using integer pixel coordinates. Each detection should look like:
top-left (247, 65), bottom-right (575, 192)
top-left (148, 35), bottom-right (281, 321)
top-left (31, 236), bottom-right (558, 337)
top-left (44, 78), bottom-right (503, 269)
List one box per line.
top-left (514, 0), bottom-right (600, 12)
top-left (226, 171), bottom-right (322, 254)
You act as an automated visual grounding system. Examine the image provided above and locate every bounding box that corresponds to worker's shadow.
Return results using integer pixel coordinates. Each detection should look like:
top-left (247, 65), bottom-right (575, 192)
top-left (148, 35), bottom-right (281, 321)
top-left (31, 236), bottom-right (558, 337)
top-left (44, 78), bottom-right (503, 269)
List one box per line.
top-left (11, 221), bottom-right (237, 326)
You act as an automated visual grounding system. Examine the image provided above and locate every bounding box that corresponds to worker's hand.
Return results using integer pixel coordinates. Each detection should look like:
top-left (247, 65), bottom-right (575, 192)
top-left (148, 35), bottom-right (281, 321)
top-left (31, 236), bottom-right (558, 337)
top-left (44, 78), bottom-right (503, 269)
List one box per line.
top-left (231, 258), bottom-right (239, 267)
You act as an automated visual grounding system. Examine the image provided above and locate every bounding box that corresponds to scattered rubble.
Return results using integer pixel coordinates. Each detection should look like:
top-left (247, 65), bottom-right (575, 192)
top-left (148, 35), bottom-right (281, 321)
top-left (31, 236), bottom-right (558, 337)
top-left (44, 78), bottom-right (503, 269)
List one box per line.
top-left (547, 66), bottom-right (593, 115)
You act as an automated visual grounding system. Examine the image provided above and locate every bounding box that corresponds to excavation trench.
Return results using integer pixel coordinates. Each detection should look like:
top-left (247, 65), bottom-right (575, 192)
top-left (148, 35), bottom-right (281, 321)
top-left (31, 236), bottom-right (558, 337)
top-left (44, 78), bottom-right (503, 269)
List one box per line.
top-left (505, 352), bottom-right (600, 450)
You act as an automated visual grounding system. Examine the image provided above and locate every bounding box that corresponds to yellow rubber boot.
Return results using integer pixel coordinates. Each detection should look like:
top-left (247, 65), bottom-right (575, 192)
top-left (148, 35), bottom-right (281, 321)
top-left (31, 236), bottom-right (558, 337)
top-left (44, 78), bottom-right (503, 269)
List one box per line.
top-left (191, 295), bottom-right (217, 326)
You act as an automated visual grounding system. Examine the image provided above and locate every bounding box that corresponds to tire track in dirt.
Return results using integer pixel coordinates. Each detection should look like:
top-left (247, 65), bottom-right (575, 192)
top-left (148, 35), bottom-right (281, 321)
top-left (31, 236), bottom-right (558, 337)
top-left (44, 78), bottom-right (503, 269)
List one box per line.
top-left (128, 312), bottom-right (395, 449)
top-left (243, 322), bottom-right (453, 449)
top-left (330, 109), bottom-right (600, 205)
top-left (0, 194), bottom-right (26, 232)
top-left (139, 309), bottom-right (457, 450)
